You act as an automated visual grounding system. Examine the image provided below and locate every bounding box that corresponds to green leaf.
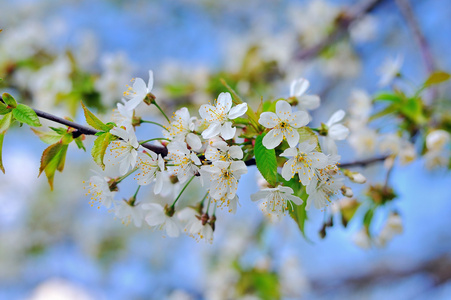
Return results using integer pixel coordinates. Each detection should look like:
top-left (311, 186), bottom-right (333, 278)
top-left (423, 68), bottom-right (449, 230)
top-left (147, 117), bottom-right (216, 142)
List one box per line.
top-left (236, 269), bottom-right (280, 300)
top-left (0, 112), bottom-right (13, 133)
top-left (400, 97), bottom-right (426, 124)
top-left (39, 142), bottom-right (68, 190)
top-left (91, 132), bottom-right (114, 169)
top-left (74, 136), bottom-right (86, 151)
top-left (0, 133), bottom-right (5, 173)
top-left (424, 71), bottom-right (451, 86)
top-left (81, 102), bottom-right (112, 131)
top-left (31, 128), bottom-right (62, 144)
top-left (373, 92), bottom-right (401, 103)
top-left (2, 93), bottom-right (17, 108)
top-left (254, 133), bottom-right (278, 186)
top-left (12, 104), bottom-right (41, 127)
top-left (363, 207), bottom-right (375, 235)
top-left (0, 102), bottom-right (11, 115)
top-left (369, 104), bottom-right (398, 121)
top-left (289, 198), bottom-right (309, 239)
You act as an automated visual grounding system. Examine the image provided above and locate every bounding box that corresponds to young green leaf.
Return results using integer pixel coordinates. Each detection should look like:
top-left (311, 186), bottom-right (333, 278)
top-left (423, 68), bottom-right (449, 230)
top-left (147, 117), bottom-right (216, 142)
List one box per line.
top-left (39, 142), bottom-right (69, 190)
top-left (12, 104), bottom-right (41, 127)
top-left (254, 133), bottom-right (278, 186)
top-left (81, 102), bottom-right (112, 132)
top-left (31, 128), bottom-right (63, 144)
top-left (0, 133), bottom-right (5, 173)
top-left (424, 71), bottom-right (451, 86)
top-left (0, 112), bottom-right (13, 133)
top-left (2, 93), bottom-right (17, 108)
top-left (0, 102), bottom-right (11, 115)
top-left (373, 92), bottom-right (401, 103)
top-left (91, 132), bottom-right (114, 169)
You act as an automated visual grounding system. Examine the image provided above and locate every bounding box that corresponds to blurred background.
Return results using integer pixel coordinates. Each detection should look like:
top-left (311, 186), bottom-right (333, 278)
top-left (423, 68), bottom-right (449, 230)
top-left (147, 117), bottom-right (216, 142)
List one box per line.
top-left (1, 0), bottom-right (451, 299)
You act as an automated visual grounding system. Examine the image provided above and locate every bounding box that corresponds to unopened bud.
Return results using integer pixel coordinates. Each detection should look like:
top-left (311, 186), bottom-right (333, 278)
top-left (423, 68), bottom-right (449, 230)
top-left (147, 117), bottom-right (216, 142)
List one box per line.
top-left (169, 174), bottom-right (179, 184)
top-left (165, 204), bottom-right (175, 217)
top-left (201, 213), bottom-right (209, 226)
top-left (341, 186), bottom-right (353, 198)
top-left (107, 178), bottom-right (119, 192)
top-left (343, 169), bottom-right (366, 184)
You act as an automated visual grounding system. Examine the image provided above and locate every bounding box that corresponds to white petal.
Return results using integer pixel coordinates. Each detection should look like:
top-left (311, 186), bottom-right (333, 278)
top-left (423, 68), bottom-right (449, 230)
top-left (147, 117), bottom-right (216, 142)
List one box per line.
top-left (276, 100), bottom-right (292, 118)
top-left (280, 147), bottom-right (298, 157)
top-left (297, 141), bottom-right (316, 153)
top-left (228, 146), bottom-right (243, 159)
top-left (281, 161), bottom-right (294, 181)
top-left (262, 129), bottom-right (283, 149)
top-left (217, 92), bottom-right (232, 113)
top-left (199, 104), bottom-right (216, 121)
top-left (165, 219), bottom-right (180, 237)
top-left (186, 133), bottom-right (202, 151)
top-left (220, 122), bottom-right (236, 140)
top-left (326, 110), bottom-right (345, 126)
top-left (309, 152), bottom-right (329, 169)
top-left (228, 103), bottom-right (248, 119)
top-left (290, 78), bottom-right (310, 97)
top-left (250, 190), bottom-right (269, 202)
top-left (147, 70), bottom-right (154, 91)
top-left (298, 94), bottom-right (320, 110)
top-left (289, 110), bottom-right (309, 128)
top-left (285, 129), bottom-right (299, 148)
top-left (201, 122), bottom-right (221, 139)
top-left (133, 78), bottom-right (147, 95)
top-left (258, 112), bottom-right (279, 128)
top-left (329, 124), bottom-right (349, 140)
top-left (110, 127), bottom-right (129, 141)
top-left (154, 172), bottom-right (164, 194)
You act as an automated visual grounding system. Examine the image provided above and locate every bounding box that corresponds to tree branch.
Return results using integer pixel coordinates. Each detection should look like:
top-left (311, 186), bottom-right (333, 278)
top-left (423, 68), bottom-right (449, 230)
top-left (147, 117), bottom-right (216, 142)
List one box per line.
top-left (340, 155), bottom-right (388, 168)
top-left (395, 0), bottom-right (435, 74)
top-left (295, 0), bottom-right (387, 60)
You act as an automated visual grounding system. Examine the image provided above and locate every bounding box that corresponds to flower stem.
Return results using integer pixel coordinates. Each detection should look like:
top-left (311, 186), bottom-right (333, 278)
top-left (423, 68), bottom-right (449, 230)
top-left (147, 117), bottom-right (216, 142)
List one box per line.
top-left (153, 101), bottom-right (170, 123)
top-left (140, 120), bottom-right (169, 131)
top-left (139, 137), bottom-right (170, 145)
top-left (116, 167), bottom-right (138, 184)
top-left (129, 185), bottom-right (141, 206)
top-left (171, 175), bottom-right (196, 208)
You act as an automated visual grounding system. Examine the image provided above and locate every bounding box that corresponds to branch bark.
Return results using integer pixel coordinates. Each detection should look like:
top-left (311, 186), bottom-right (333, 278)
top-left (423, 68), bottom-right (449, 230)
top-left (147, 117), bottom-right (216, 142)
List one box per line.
top-left (295, 0), bottom-right (387, 60)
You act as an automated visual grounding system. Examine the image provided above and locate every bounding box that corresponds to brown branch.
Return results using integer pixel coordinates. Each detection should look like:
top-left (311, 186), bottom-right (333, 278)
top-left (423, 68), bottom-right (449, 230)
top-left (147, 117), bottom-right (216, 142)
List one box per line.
top-left (395, 0), bottom-right (435, 74)
top-left (340, 155), bottom-right (388, 168)
top-left (295, 0), bottom-right (387, 60)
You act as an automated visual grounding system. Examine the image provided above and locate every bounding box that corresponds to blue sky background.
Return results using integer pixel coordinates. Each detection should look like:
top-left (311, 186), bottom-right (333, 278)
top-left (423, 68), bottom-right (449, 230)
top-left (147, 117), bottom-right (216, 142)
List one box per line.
top-left (1, 0), bottom-right (451, 299)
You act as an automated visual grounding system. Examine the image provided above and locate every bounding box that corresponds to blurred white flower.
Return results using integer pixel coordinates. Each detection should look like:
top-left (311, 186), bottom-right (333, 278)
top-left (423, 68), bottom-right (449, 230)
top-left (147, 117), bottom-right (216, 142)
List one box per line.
top-left (376, 213), bottom-right (403, 247)
top-left (114, 200), bottom-right (147, 227)
top-left (306, 175), bottom-right (343, 210)
top-left (321, 110), bottom-right (349, 155)
top-left (426, 129), bottom-right (450, 151)
top-left (164, 107), bottom-right (202, 151)
top-left (352, 227), bottom-right (372, 249)
top-left (349, 15), bottom-right (378, 43)
top-left (28, 278), bottom-right (94, 300)
top-left (378, 54), bottom-right (403, 87)
top-left (84, 172), bottom-right (116, 209)
top-left (143, 202), bottom-right (180, 237)
top-left (290, 78), bottom-right (320, 112)
top-left (134, 150), bottom-right (165, 194)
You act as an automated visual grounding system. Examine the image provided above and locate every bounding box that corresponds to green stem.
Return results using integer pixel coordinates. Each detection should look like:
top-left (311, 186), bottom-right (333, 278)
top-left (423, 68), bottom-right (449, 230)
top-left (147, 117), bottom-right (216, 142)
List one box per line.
top-left (129, 185), bottom-right (141, 206)
top-left (139, 137), bottom-right (170, 145)
top-left (200, 193), bottom-right (209, 207)
top-left (116, 167), bottom-right (138, 184)
top-left (141, 120), bottom-right (169, 131)
top-left (205, 196), bottom-right (212, 214)
top-left (171, 175), bottom-right (196, 208)
top-left (153, 101), bottom-right (170, 123)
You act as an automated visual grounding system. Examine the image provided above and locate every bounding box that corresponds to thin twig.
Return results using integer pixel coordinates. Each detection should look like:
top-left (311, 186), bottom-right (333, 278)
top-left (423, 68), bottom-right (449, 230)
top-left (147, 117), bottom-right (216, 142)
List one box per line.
top-left (340, 155), bottom-right (388, 168)
top-left (395, 0), bottom-right (435, 74)
top-left (295, 0), bottom-right (387, 60)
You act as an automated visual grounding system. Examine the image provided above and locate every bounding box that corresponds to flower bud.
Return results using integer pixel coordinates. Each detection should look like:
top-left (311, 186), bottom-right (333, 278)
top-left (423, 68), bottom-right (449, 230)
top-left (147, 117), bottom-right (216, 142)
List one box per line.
top-left (343, 169), bottom-right (366, 184)
top-left (341, 186), bottom-right (353, 198)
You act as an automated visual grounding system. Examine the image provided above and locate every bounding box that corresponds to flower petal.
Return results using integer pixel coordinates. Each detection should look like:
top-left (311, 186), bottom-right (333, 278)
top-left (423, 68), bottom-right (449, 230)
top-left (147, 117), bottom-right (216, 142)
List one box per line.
top-left (298, 94), bottom-right (320, 110)
top-left (258, 112), bottom-right (279, 128)
top-left (326, 110), bottom-right (345, 126)
top-left (285, 128), bottom-right (299, 148)
top-left (147, 70), bottom-right (154, 91)
top-left (276, 100), bottom-right (292, 118)
top-left (217, 92), bottom-right (232, 113)
top-left (329, 124), bottom-right (349, 140)
top-left (201, 122), bottom-right (221, 139)
top-left (186, 133), bottom-right (202, 151)
top-left (289, 110), bottom-right (309, 128)
top-left (133, 78), bottom-right (147, 96)
top-left (262, 129), bottom-right (283, 149)
top-left (228, 103), bottom-right (248, 119)
top-left (220, 121), bottom-right (236, 140)
top-left (290, 78), bottom-right (310, 97)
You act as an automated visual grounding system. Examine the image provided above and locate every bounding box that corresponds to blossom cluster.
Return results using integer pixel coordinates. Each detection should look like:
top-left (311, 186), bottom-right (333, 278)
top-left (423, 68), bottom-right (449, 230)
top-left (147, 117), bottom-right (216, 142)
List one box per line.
top-left (84, 71), bottom-right (357, 243)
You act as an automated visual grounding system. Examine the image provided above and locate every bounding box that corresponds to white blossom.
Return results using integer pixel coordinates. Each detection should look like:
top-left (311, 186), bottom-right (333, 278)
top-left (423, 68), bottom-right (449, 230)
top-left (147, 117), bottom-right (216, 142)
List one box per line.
top-left (426, 130), bottom-right (450, 151)
top-left (378, 54), bottom-right (403, 87)
top-left (251, 186), bottom-right (302, 218)
top-left (377, 213), bottom-right (403, 246)
top-left (201, 161), bottom-right (247, 207)
top-left (306, 175), bottom-right (344, 210)
top-left (108, 126), bottom-right (140, 175)
top-left (114, 200), bottom-right (146, 227)
top-left (143, 202), bottom-right (180, 237)
top-left (259, 100), bottom-right (309, 149)
top-left (290, 78), bottom-right (320, 112)
top-left (199, 92), bottom-right (248, 140)
top-left (280, 141), bottom-right (328, 185)
top-left (205, 139), bottom-right (243, 162)
top-left (123, 70), bottom-right (154, 110)
top-left (134, 150), bottom-right (165, 194)
top-left (164, 107), bottom-right (202, 151)
top-left (321, 110), bottom-right (349, 155)
top-left (166, 141), bottom-right (201, 183)
top-left (84, 172), bottom-right (115, 209)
